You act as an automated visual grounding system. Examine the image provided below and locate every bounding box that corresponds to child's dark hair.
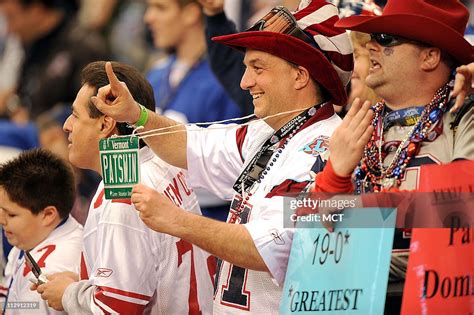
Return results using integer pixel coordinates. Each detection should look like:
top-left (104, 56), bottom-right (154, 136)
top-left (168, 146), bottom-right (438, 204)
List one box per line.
top-left (0, 149), bottom-right (76, 218)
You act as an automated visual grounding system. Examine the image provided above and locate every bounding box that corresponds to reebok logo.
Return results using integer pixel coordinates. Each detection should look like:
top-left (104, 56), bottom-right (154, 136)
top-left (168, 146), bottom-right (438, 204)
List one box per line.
top-left (96, 268), bottom-right (113, 278)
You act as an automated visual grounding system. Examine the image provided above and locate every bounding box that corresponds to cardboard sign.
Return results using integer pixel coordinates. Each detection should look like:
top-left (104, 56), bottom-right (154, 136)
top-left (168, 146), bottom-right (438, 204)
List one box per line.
top-left (401, 161), bottom-right (474, 314)
top-left (280, 208), bottom-right (396, 314)
top-left (401, 228), bottom-right (474, 314)
top-left (99, 136), bottom-right (140, 199)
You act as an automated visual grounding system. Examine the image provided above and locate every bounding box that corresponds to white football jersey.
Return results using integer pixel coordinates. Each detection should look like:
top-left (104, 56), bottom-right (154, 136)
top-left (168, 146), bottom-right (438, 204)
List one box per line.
top-left (186, 105), bottom-right (341, 314)
top-left (79, 147), bottom-right (214, 314)
top-left (2, 216), bottom-right (82, 315)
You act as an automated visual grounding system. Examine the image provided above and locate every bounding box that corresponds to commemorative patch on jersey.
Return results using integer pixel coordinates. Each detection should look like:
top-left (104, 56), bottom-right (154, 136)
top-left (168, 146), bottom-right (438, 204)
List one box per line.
top-left (300, 136), bottom-right (329, 157)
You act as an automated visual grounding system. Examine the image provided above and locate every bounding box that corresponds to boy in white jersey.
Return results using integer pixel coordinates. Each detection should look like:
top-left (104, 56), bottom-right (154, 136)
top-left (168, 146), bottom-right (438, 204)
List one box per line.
top-left (34, 61), bottom-right (214, 314)
top-left (0, 149), bottom-right (83, 314)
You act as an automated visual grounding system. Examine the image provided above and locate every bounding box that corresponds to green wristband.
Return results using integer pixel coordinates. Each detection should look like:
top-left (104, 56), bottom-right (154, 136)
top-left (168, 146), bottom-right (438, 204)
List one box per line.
top-left (134, 103), bottom-right (149, 127)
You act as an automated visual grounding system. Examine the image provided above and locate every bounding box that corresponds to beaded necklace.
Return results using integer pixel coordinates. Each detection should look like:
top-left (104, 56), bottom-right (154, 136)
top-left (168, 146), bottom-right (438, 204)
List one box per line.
top-left (355, 83), bottom-right (450, 193)
top-left (228, 102), bottom-right (328, 223)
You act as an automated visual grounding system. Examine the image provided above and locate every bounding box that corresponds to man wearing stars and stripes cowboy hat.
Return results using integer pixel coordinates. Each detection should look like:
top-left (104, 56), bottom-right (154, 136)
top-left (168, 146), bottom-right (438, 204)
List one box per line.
top-left (312, 0), bottom-right (473, 312)
top-left (91, 0), bottom-right (353, 313)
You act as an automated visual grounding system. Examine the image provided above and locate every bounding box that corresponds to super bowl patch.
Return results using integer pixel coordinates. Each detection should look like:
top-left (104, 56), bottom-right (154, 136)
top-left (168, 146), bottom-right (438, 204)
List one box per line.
top-left (300, 136), bottom-right (329, 157)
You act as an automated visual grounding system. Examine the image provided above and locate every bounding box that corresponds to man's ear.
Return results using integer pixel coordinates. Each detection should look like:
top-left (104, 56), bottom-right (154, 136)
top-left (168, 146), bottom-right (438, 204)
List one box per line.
top-left (181, 2), bottom-right (202, 26)
top-left (40, 206), bottom-right (60, 227)
top-left (100, 115), bottom-right (117, 137)
top-left (420, 47), bottom-right (442, 71)
top-left (294, 66), bottom-right (311, 90)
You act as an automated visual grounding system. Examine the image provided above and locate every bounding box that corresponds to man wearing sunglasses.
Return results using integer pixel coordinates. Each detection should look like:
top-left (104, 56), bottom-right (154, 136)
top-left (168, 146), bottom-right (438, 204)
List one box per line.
top-left (92, 1), bottom-right (353, 313)
top-left (312, 0), bottom-right (473, 312)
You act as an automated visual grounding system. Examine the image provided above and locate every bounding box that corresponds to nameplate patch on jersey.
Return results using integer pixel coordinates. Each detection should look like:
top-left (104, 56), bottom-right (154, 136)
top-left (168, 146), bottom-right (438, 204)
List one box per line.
top-left (99, 136), bottom-right (140, 200)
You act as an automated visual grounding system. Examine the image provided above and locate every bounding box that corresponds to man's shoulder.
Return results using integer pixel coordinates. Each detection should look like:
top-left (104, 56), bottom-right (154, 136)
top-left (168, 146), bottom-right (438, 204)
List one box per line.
top-left (37, 219), bottom-right (83, 252)
top-left (246, 119), bottom-right (275, 136)
top-left (140, 150), bottom-right (186, 189)
top-left (88, 190), bottom-right (155, 240)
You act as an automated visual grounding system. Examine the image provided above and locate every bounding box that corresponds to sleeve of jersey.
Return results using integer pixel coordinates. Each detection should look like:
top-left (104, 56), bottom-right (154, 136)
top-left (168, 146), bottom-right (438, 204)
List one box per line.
top-left (186, 124), bottom-right (245, 200)
top-left (452, 105), bottom-right (474, 160)
top-left (243, 196), bottom-right (294, 286)
top-left (83, 203), bottom-right (156, 314)
top-left (62, 280), bottom-right (94, 314)
top-left (312, 159), bottom-right (354, 193)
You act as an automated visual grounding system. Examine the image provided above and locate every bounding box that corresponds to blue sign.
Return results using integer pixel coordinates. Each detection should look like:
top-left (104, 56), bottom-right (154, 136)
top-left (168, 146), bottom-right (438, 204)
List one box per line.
top-left (280, 208), bottom-right (396, 314)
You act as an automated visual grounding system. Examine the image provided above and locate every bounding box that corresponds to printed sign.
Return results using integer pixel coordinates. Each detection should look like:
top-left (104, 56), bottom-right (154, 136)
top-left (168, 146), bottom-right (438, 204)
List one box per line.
top-left (280, 207), bottom-right (396, 314)
top-left (401, 228), bottom-right (473, 314)
top-left (99, 136), bottom-right (140, 199)
top-left (401, 161), bottom-right (474, 314)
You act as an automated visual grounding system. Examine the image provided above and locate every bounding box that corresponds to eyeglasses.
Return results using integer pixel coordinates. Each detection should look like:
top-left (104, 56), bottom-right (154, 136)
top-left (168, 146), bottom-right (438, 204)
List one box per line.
top-left (247, 6), bottom-right (316, 47)
top-left (370, 33), bottom-right (418, 47)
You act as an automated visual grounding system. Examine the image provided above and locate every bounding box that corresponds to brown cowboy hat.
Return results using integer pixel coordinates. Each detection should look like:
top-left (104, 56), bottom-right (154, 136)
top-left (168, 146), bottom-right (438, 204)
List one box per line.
top-left (335, 0), bottom-right (473, 64)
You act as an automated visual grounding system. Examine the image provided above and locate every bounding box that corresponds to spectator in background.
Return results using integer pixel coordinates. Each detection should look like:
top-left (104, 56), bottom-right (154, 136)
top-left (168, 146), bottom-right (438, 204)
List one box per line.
top-left (0, 12), bottom-right (23, 117)
top-left (347, 31), bottom-right (381, 106)
top-left (145, 0), bottom-right (241, 123)
top-left (78, 0), bottom-right (152, 71)
top-left (199, 0), bottom-right (253, 114)
top-left (78, 0), bottom-right (118, 32)
top-left (462, 0), bottom-right (474, 43)
top-left (0, 0), bottom-right (108, 122)
top-left (0, 118), bottom-right (38, 163)
top-left (144, 0), bottom-right (242, 221)
top-left (336, 0), bottom-right (382, 116)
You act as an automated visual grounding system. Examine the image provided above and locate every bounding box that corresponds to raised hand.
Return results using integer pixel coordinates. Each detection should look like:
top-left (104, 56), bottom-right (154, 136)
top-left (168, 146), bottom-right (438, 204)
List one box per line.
top-left (91, 62), bottom-right (141, 123)
top-left (329, 98), bottom-right (374, 177)
top-left (131, 184), bottom-right (182, 234)
top-left (451, 62), bottom-right (474, 113)
top-left (197, 0), bottom-right (225, 16)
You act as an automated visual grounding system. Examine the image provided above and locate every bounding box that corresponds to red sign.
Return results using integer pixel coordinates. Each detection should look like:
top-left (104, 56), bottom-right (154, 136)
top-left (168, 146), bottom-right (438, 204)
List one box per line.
top-left (401, 161), bottom-right (474, 314)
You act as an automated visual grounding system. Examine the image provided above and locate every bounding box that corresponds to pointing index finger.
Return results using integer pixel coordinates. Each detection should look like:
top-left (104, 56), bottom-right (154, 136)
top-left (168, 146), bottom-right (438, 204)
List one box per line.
top-left (105, 62), bottom-right (122, 90)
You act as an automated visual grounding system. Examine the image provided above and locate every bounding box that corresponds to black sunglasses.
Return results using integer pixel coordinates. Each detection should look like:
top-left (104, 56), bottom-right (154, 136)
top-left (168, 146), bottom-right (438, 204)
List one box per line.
top-left (370, 33), bottom-right (418, 47)
top-left (247, 6), bottom-right (316, 47)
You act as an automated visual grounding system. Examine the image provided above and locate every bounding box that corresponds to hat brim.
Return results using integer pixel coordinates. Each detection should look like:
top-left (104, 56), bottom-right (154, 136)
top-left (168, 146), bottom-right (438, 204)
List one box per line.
top-left (213, 32), bottom-right (348, 106)
top-left (335, 14), bottom-right (473, 64)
